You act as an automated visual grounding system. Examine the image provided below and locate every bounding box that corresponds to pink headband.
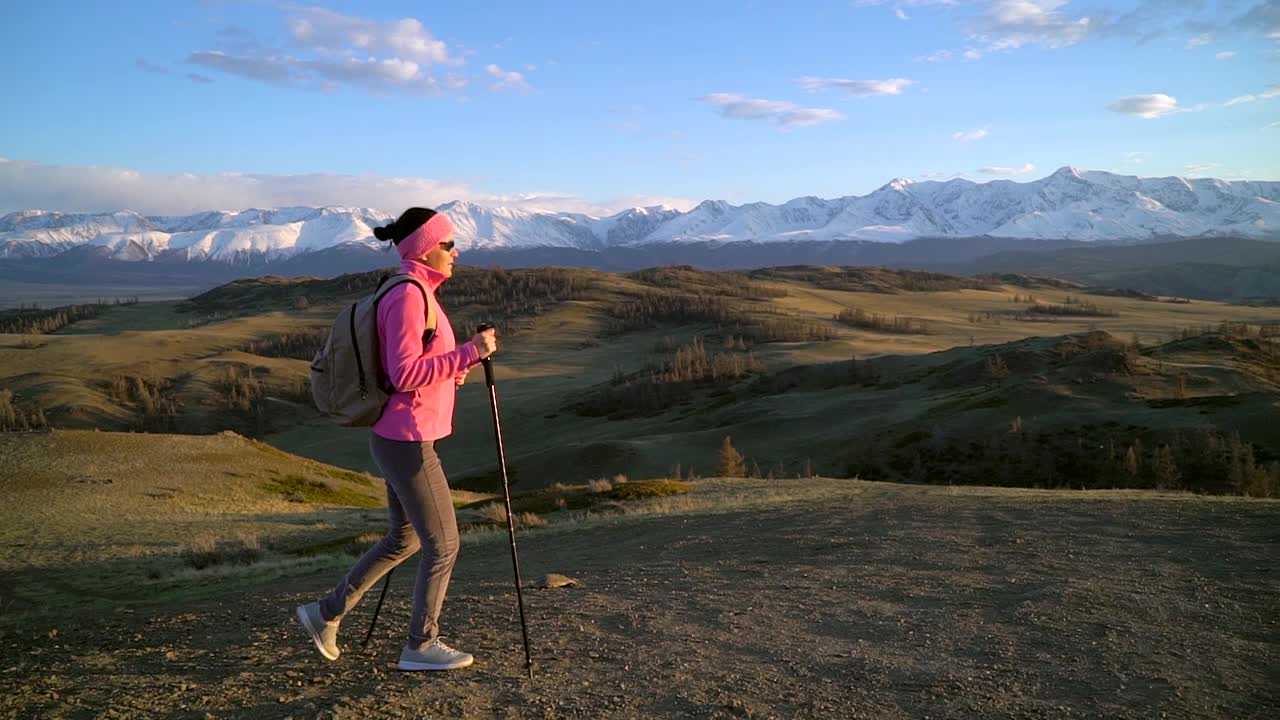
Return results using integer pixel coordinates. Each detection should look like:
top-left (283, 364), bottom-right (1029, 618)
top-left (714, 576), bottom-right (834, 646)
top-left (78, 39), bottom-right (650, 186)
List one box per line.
top-left (397, 212), bottom-right (455, 261)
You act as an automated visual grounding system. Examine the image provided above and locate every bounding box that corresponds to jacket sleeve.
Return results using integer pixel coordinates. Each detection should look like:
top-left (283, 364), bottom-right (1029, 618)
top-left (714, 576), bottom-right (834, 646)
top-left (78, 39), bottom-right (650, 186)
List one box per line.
top-left (378, 284), bottom-right (481, 392)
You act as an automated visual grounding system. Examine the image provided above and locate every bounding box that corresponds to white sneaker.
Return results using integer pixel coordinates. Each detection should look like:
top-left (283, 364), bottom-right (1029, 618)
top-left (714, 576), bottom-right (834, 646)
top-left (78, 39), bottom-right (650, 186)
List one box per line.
top-left (397, 638), bottom-right (475, 671)
top-left (295, 602), bottom-right (340, 661)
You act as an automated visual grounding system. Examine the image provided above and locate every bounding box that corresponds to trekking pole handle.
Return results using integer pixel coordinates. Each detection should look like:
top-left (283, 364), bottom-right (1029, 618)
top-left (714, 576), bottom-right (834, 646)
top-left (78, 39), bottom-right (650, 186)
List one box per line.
top-left (476, 323), bottom-right (496, 387)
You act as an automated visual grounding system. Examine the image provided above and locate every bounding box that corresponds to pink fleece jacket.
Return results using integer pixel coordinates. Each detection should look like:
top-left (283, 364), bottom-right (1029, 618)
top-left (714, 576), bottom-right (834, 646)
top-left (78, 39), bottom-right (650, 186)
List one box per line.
top-left (371, 258), bottom-right (480, 442)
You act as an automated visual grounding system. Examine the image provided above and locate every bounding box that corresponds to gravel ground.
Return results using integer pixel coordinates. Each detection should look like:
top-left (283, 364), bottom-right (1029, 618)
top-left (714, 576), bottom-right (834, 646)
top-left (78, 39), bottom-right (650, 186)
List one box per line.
top-left (2, 483), bottom-right (1276, 719)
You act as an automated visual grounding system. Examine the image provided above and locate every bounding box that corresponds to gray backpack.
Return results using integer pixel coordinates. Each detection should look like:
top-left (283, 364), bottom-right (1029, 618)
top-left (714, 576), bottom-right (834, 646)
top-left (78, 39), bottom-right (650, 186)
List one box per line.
top-left (310, 274), bottom-right (437, 426)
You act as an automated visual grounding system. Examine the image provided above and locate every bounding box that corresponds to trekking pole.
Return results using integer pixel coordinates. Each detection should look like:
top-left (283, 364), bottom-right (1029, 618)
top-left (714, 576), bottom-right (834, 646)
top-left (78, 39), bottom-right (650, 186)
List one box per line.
top-left (362, 568), bottom-right (394, 651)
top-left (477, 323), bottom-right (534, 680)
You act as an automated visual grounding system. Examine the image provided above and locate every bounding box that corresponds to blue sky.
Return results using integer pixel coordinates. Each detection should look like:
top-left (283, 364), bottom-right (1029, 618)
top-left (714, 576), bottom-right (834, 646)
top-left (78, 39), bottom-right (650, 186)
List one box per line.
top-left (1, 0), bottom-right (1277, 215)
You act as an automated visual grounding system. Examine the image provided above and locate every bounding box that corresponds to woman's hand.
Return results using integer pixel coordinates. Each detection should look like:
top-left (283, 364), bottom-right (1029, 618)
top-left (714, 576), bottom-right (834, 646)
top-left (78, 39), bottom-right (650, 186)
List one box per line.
top-left (455, 370), bottom-right (469, 387)
top-left (470, 328), bottom-right (498, 360)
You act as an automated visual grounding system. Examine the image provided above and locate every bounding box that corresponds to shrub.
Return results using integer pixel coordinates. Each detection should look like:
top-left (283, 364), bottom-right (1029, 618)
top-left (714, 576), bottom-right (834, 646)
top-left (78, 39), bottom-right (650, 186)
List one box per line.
top-left (607, 480), bottom-right (694, 501)
top-left (478, 503), bottom-right (508, 525)
top-left (477, 504), bottom-right (546, 528)
top-left (517, 512), bottom-right (547, 528)
top-left (588, 478), bottom-right (613, 493)
top-left (183, 532), bottom-right (261, 570)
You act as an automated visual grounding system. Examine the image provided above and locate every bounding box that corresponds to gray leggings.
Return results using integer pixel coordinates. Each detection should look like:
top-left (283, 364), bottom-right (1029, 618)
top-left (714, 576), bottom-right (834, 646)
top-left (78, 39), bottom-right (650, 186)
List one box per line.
top-left (320, 433), bottom-right (460, 646)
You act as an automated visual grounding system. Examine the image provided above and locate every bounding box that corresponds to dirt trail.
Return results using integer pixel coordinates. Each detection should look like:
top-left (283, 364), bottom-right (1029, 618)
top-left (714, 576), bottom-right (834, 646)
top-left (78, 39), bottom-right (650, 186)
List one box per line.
top-left (3, 484), bottom-right (1276, 719)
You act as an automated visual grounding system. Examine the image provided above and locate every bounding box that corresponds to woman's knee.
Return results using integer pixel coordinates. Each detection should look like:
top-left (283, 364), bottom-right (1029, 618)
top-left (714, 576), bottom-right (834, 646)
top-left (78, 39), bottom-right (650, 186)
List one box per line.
top-left (425, 534), bottom-right (460, 566)
top-left (381, 526), bottom-right (421, 558)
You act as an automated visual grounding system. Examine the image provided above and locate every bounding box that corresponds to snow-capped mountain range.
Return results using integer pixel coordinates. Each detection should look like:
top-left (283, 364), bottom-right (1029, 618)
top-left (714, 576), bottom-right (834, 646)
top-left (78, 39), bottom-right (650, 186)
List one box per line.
top-left (2, 167), bottom-right (1276, 263)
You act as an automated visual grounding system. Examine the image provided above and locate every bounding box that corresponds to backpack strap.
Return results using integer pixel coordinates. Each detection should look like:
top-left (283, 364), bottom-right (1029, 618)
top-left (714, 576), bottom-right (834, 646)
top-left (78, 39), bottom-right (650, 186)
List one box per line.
top-left (372, 274), bottom-right (439, 393)
top-left (373, 273), bottom-right (437, 344)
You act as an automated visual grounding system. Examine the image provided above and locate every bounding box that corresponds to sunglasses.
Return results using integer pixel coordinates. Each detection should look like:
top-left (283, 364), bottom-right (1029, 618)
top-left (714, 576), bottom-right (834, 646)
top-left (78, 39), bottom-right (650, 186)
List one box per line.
top-left (438, 240), bottom-right (456, 252)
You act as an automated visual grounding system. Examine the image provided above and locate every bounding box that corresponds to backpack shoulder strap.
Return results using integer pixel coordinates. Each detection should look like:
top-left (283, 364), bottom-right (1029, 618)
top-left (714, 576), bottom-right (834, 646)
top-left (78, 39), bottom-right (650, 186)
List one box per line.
top-left (373, 273), bottom-right (437, 334)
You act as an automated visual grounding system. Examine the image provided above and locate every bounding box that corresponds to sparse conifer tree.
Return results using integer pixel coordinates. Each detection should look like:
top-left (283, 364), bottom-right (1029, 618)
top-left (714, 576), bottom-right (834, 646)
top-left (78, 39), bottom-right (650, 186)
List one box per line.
top-left (986, 353), bottom-right (1010, 382)
top-left (1124, 446), bottom-right (1139, 476)
top-left (1153, 446), bottom-right (1180, 489)
top-left (717, 435), bottom-right (746, 478)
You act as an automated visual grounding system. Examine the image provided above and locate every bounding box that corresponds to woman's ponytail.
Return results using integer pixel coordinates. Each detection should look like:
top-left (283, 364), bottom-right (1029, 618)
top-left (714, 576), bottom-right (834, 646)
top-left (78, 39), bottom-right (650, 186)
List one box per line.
top-left (372, 208), bottom-right (436, 245)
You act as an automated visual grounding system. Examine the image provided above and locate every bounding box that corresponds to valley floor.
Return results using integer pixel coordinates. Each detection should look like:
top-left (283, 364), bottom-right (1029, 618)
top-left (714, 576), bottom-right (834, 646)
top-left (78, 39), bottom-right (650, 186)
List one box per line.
top-left (1, 481), bottom-right (1275, 719)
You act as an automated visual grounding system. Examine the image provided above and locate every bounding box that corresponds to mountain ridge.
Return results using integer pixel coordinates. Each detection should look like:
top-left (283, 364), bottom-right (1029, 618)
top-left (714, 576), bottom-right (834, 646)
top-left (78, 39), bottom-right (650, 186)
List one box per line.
top-left (1, 167), bottom-right (1277, 263)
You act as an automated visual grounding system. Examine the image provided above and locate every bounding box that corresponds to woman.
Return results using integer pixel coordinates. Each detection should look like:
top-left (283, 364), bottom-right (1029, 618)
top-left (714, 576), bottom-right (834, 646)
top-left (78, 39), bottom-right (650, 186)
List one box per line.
top-left (296, 207), bottom-right (497, 671)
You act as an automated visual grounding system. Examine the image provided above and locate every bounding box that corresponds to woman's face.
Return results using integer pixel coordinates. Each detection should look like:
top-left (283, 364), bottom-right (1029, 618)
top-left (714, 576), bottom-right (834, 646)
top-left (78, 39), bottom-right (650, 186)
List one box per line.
top-left (422, 232), bottom-right (459, 279)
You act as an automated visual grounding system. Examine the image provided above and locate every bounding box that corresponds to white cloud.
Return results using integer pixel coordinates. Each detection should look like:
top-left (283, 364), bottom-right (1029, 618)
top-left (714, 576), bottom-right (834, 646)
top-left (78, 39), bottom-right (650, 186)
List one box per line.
top-left (1123, 151), bottom-right (1147, 164)
top-left (702, 94), bottom-right (792, 118)
top-left (979, 163), bottom-right (1036, 175)
top-left (1215, 51), bottom-right (1236, 59)
top-left (1108, 93), bottom-right (1179, 119)
top-left (187, 73), bottom-right (214, 84)
top-left (1267, 121), bottom-right (1280, 129)
top-left (0, 159), bottom-right (696, 217)
top-left (779, 108), bottom-right (845, 128)
top-left (963, 48), bottom-right (982, 60)
top-left (699, 93), bottom-right (844, 129)
top-left (969, 0), bottom-right (1093, 51)
top-left (188, 50), bottom-right (443, 94)
top-left (953, 128), bottom-right (989, 142)
top-left (916, 49), bottom-right (953, 62)
top-left (797, 77), bottom-right (913, 96)
top-left (189, 51), bottom-right (296, 87)
top-left (286, 8), bottom-right (459, 66)
top-left (184, 8), bottom-right (523, 96)
top-left (896, 8), bottom-right (910, 20)
top-left (1098, 0), bottom-right (1266, 46)
top-left (1184, 162), bottom-right (1219, 178)
top-left (1224, 85), bottom-right (1280, 107)
top-left (853, 0), bottom-right (958, 7)
top-left (485, 64), bottom-right (532, 93)
top-left (1184, 33), bottom-right (1213, 49)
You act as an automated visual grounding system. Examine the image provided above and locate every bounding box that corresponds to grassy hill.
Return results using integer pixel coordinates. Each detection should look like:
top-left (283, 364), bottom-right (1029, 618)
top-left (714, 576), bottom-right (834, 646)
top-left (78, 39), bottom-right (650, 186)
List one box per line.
top-left (1, 264), bottom-right (1277, 498)
top-left (0, 430), bottom-right (389, 615)
top-left (956, 237), bottom-right (1280, 304)
top-left (0, 428), bottom-right (696, 620)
